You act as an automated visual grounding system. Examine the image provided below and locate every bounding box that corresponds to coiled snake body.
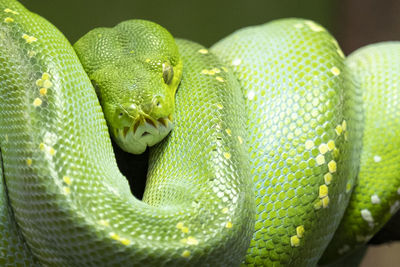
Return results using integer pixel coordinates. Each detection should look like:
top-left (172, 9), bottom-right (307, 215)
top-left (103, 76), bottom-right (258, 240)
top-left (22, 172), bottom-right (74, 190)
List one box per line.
top-left (0, 0), bottom-right (399, 266)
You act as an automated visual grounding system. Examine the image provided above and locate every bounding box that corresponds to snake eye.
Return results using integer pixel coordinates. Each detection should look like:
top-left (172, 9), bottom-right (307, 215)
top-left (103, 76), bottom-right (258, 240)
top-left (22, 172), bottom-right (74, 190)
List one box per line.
top-left (162, 62), bottom-right (174, 85)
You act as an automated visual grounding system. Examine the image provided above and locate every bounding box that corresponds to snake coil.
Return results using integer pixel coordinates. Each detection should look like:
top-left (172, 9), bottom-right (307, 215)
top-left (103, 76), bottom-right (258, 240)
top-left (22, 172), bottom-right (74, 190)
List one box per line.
top-left (0, 0), bottom-right (399, 266)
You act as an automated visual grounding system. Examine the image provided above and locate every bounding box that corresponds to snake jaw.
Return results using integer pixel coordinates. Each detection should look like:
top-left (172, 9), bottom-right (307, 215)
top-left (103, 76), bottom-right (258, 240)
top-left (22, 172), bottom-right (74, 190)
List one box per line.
top-left (114, 115), bottom-right (173, 154)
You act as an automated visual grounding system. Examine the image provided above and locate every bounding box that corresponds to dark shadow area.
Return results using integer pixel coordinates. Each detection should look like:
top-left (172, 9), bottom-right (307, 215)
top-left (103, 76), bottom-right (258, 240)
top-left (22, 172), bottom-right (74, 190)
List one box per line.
top-left (111, 139), bottom-right (148, 200)
top-left (336, 0), bottom-right (400, 55)
top-left (368, 209), bottom-right (400, 245)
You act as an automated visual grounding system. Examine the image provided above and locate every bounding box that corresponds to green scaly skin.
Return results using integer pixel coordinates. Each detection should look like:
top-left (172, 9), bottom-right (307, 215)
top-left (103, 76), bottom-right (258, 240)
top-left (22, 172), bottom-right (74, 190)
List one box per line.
top-left (0, 0), bottom-right (253, 265)
top-left (211, 19), bottom-right (363, 266)
top-left (0, 0), bottom-right (400, 266)
top-left (320, 42), bottom-right (400, 265)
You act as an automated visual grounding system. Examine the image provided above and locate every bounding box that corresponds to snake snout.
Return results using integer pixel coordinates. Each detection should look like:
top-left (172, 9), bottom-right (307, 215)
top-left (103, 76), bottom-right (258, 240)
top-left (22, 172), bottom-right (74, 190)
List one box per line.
top-left (113, 103), bottom-right (174, 154)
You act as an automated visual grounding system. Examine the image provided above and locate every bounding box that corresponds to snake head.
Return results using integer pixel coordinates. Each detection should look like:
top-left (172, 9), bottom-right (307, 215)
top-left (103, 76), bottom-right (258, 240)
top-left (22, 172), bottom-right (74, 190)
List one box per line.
top-left (90, 57), bottom-right (181, 154)
top-left (74, 20), bottom-right (182, 154)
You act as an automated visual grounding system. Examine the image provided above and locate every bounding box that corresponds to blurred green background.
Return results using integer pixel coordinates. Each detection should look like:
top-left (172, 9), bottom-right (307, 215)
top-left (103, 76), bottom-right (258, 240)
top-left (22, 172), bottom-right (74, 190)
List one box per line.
top-left (19, 0), bottom-right (337, 47)
top-left (17, 1), bottom-right (400, 266)
top-left (19, 0), bottom-right (400, 54)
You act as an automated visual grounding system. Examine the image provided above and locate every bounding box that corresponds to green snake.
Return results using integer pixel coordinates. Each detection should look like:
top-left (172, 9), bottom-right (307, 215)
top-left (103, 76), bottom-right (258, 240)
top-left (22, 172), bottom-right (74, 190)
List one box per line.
top-left (0, 0), bottom-right (399, 266)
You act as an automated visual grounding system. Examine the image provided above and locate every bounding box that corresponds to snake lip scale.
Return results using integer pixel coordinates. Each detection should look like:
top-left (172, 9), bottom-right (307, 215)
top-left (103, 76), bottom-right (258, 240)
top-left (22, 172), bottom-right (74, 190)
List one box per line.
top-left (114, 115), bottom-right (173, 145)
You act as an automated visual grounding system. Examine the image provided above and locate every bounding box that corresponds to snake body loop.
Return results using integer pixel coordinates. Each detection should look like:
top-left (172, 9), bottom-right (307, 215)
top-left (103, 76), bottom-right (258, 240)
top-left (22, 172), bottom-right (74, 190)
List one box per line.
top-left (211, 19), bottom-right (363, 265)
top-left (0, 0), bottom-right (400, 266)
top-left (0, 0), bottom-right (254, 265)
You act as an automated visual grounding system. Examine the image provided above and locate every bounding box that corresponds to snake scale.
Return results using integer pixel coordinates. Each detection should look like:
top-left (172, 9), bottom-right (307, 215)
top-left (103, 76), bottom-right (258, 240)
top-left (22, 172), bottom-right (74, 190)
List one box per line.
top-left (0, 0), bottom-right (399, 266)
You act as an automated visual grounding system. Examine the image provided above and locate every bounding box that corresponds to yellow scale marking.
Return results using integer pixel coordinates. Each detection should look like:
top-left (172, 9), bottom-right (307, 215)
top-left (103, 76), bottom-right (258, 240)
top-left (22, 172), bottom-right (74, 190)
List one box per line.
top-left (40, 88), bottom-right (47, 96)
top-left (186, 236), bottom-right (199, 245)
top-left (39, 143), bottom-right (45, 151)
top-left (328, 160), bottom-right (337, 173)
top-left (33, 98), bottom-right (42, 107)
top-left (4, 8), bottom-right (19, 15)
top-left (330, 67), bottom-right (341, 76)
top-left (305, 140), bottom-right (314, 150)
top-left (216, 76), bottom-right (224, 82)
top-left (63, 176), bottom-right (72, 186)
top-left (176, 221), bottom-right (189, 233)
top-left (63, 187), bottom-right (71, 195)
top-left (4, 17), bottom-right (13, 23)
top-left (181, 250), bottom-right (191, 258)
top-left (290, 235), bottom-right (300, 247)
top-left (48, 147), bottom-right (56, 156)
top-left (291, 225), bottom-right (305, 247)
top-left (198, 48), bottom-right (208, 54)
top-left (327, 140), bottom-right (335, 151)
top-left (176, 222), bottom-right (184, 229)
top-left (237, 136), bottom-right (243, 144)
top-left (296, 225), bottom-right (305, 238)
top-left (22, 34), bottom-right (37, 44)
top-left (322, 196), bottom-right (330, 208)
top-left (109, 232), bottom-right (131, 246)
top-left (324, 173), bottom-right (333, 185)
top-left (318, 143), bottom-right (329, 154)
top-left (316, 154), bottom-right (325, 165)
top-left (43, 79), bottom-right (53, 88)
top-left (319, 185), bottom-right (328, 198)
top-left (335, 125), bottom-right (343, 136)
top-left (201, 69), bottom-right (209, 75)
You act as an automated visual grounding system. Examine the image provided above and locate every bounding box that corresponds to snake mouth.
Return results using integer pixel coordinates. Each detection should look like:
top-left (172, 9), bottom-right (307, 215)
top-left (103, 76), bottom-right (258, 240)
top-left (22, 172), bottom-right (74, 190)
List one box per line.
top-left (130, 115), bottom-right (172, 137)
top-left (114, 114), bottom-right (173, 154)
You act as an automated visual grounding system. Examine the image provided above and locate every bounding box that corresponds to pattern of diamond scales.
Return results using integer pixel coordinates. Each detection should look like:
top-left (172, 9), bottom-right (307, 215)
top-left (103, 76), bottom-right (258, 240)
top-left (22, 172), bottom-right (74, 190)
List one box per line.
top-left (211, 19), bottom-right (363, 266)
top-left (321, 42), bottom-right (400, 264)
top-left (0, 0), bottom-right (254, 265)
